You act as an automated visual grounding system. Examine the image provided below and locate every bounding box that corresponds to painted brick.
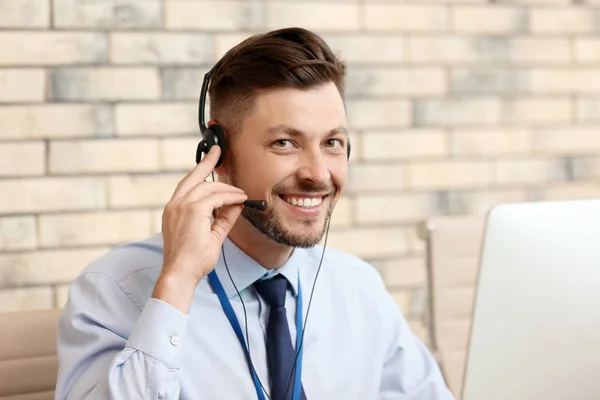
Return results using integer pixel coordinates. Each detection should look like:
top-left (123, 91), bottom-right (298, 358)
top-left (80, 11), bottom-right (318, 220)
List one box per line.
top-left (531, 128), bottom-right (600, 155)
top-left (378, 257), bottom-right (427, 288)
top-left (322, 35), bottom-right (406, 64)
top-left (347, 163), bottom-right (406, 192)
top-left (0, 178), bottom-right (106, 214)
top-left (160, 137), bottom-right (198, 171)
top-left (495, 158), bottom-right (561, 185)
top-left (50, 139), bottom-right (159, 174)
top-left (414, 99), bottom-right (502, 126)
top-left (576, 98), bottom-right (600, 122)
top-left (452, 6), bottom-right (528, 33)
top-left (408, 37), bottom-right (569, 65)
top-left (0, 216), bottom-right (36, 251)
top-left (108, 174), bottom-right (183, 208)
top-left (355, 193), bottom-right (442, 225)
top-left (38, 210), bottom-right (152, 247)
top-left (451, 128), bottom-right (532, 156)
top-left (541, 183), bottom-right (600, 201)
top-left (407, 37), bottom-right (507, 64)
top-left (0, 247), bottom-right (109, 288)
top-left (365, 4), bottom-right (448, 32)
top-left (166, 0), bottom-right (263, 31)
top-left (509, 0), bottom-right (570, 3)
top-left (0, 69), bottom-right (45, 103)
top-left (530, 69), bottom-right (600, 94)
top-left (347, 67), bottom-right (447, 97)
top-left (266, 2), bottom-right (360, 32)
top-left (574, 39), bottom-right (600, 63)
top-left (501, 98), bottom-right (572, 124)
top-left (0, 0), bottom-right (49, 28)
top-left (531, 8), bottom-right (600, 34)
top-left (510, 38), bottom-right (571, 65)
top-left (407, 161), bottom-right (494, 190)
top-left (55, 284), bottom-right (70, 308)
top-left (528, 69), bottom-right (571, 93)
top-left (115, 103), bottom-right (197, 136)
top-left (0, 287), bottom-right (53, 312)
top-left (446, 189), bottom-right (528, 216)
top-left (50, 68), bottom-right (160, 101)
top-left (417, 0), bottom-right (486, 3)
top-left (0, 104), bottom-right (112, 140)
top-left (0, 32), bottom-right (106, 66)
top-left (162, 69), bottom-right (206, 100)
top-left (0, 142), bottom-right (45, 177)
top-left (361, 130), bottom-right (447, 161)
top-left (347, 100), bottom-right (412, 129)
top-left (53, 0), bottom-right (161, 28)
top-left (214, 33), bottom-right (254, 60)
top-left (327, 227), bottom-right (409, 259)
top-left (450, 68), bottom-right (528, 95)
top-left (111, 33), bottom-right (213, 65)
top-left (330, 196), bottom-right (353, 229)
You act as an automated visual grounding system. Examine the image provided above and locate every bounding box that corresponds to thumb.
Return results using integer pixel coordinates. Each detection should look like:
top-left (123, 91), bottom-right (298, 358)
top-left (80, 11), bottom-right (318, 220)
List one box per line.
top-left (210, 204), bottom-right (244, 244)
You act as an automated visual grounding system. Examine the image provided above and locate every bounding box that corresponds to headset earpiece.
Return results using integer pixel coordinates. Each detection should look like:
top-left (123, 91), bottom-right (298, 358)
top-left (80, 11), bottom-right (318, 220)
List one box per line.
top-left (347, 137), bottom-right (351, 160)
top-left (196, 124), bottom-right (227, 167)
top-left (197, 67), bottom-right (228, 168)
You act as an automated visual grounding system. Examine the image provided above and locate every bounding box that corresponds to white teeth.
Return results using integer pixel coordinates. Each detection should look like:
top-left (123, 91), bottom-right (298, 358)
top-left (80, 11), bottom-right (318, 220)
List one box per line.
top-left (283, 196), bottom-right (323, 208)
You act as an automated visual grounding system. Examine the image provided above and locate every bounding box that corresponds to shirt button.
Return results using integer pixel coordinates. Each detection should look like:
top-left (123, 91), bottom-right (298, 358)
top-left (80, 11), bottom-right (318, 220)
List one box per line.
top-left (170, 335), bottom-right (180, 346)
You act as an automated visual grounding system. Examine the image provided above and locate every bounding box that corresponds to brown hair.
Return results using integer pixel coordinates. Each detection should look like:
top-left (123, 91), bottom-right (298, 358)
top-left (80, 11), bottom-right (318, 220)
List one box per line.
top-left (208, 27), bottom-right (347, 135)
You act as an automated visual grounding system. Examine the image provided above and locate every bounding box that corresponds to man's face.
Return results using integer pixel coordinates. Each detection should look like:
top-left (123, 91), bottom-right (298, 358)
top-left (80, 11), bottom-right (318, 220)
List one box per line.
top-left (226, 82), bottom-right (348, 248)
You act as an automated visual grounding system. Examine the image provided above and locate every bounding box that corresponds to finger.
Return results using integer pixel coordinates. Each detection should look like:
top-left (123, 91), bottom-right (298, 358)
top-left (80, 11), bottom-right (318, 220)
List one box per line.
top-left (171, 146), bottom-right (221, 201)
top-left (211, 204), bottom-right (244, 244)
top-left (180, 181), bottom-right (245, 204)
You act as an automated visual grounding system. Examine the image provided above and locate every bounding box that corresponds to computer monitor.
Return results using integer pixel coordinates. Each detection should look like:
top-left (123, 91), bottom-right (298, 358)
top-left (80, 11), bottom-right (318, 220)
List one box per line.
top-left (461, 199), bottom-right (600, 400)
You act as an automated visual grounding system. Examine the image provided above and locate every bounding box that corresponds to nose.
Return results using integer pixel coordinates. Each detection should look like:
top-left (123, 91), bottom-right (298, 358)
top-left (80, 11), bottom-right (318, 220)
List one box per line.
top-left (297, 149), bottom-right (331, 185)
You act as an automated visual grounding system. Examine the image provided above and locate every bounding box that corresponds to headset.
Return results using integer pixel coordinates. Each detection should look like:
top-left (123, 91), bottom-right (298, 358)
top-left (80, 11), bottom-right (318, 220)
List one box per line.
top-left (195, 61), bottom-right (349, 400)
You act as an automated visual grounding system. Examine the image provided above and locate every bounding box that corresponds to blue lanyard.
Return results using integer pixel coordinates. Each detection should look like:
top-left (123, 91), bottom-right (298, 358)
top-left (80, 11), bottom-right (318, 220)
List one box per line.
top-left (207, 269), bottom-right (304, 400)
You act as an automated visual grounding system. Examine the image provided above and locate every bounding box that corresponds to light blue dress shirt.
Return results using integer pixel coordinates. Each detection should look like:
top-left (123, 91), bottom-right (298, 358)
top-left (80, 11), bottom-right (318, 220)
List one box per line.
top-left (55, 233), bottom-right (455, 400)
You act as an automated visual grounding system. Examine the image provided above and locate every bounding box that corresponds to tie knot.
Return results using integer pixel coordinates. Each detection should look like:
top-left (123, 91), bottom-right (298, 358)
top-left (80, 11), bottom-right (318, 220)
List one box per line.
top-left (254, 274), bottom-right (288, 308)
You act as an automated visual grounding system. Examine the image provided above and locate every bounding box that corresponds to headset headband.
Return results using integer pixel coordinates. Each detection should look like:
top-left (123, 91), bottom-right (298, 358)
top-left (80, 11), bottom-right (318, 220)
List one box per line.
top-left (198, 69), bottom-right (213, 134)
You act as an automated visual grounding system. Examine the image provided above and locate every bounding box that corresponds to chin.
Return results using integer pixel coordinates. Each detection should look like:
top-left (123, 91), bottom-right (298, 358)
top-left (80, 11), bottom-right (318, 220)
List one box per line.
top-left (241, 198), bottom-right (332, 248)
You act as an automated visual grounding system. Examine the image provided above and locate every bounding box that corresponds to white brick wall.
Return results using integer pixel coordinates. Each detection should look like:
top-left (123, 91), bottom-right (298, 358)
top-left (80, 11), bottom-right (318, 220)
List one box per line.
top-left (0, 0), bottom-right (598, 349)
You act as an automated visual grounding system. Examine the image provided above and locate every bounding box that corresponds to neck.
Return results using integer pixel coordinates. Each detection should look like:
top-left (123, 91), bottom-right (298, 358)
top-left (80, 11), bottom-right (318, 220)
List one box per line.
top-left (227, 217), bottom-right (294, 270)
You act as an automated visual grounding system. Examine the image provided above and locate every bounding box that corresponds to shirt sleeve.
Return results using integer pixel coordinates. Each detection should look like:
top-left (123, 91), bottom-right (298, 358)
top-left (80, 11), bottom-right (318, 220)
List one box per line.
top-left (377, 283), bottom-right (456, 399)
top-left (55, 271), bottom-right (190, 400)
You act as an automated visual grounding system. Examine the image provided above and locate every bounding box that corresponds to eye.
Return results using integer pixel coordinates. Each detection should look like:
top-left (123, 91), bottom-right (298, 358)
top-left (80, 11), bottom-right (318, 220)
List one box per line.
top-left (325, 139), bottom-right (342, 148)
top-left (273, 139), bottom-right (292, 149)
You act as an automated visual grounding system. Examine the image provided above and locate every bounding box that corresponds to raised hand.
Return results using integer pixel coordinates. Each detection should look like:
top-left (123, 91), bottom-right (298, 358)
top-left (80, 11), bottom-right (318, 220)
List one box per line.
top-left (153, 146), bottom-right (247, 313)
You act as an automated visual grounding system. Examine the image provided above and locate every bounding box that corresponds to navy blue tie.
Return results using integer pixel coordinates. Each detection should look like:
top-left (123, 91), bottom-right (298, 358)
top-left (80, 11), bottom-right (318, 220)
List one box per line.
top-left (254, 275), bottom-right (307, 400)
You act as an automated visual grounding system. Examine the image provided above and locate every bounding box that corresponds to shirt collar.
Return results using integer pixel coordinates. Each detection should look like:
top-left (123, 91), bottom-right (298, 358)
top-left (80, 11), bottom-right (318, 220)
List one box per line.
top-left (212, 236), bottom-right (302, 299)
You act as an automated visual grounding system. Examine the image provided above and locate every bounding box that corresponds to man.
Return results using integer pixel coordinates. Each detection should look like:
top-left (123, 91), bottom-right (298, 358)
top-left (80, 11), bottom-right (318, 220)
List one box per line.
top-left (55, 27), bottom-right (454, 400)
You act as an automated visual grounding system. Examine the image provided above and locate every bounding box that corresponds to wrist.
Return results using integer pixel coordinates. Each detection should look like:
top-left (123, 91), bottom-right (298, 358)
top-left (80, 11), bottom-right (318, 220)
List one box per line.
top-left (152, 271), bottom-right (199, 314)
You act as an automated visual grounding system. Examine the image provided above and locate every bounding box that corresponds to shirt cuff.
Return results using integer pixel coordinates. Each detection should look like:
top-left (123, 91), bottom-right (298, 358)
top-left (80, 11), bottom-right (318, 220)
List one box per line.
top-left (125, 298), bottom-right (190, 369)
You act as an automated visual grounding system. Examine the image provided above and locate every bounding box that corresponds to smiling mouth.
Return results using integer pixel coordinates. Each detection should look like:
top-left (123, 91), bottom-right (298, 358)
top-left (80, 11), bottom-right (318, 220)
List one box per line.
top-left (278, 194), bottom-right (327, 208)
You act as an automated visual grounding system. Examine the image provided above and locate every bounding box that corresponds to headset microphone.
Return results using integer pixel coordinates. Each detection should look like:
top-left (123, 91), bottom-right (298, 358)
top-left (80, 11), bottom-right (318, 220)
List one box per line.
top-left (243, 200), bottom-right (267, 211)
top-left (196, 66), bottom-right (268, 213)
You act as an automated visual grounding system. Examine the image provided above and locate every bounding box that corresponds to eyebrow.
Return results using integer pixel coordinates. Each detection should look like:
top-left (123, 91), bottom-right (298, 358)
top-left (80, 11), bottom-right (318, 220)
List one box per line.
top-left (266, 124), bottom-right (349, 138)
